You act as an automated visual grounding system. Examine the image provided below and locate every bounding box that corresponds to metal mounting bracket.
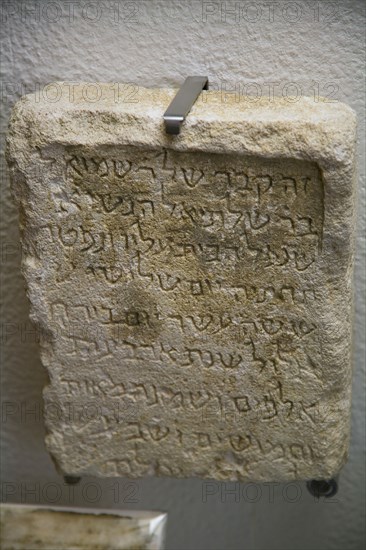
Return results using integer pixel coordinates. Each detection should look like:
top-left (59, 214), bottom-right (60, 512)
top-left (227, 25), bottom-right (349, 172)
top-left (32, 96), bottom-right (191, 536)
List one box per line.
top-left (163, 76), bottom-right (209, 135)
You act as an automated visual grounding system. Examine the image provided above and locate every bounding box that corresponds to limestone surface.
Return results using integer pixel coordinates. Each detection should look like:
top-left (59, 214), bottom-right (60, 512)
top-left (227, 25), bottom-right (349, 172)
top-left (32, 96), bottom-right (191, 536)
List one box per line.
top-left (6, 83), bottom-right (357, 481)
top-left (0, 504), bottom-right (166, 549)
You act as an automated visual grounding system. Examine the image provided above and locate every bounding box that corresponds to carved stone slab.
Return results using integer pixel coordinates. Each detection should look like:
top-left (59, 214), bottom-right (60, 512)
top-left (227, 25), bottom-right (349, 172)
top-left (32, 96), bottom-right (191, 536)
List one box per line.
top-left (7, 83), bottom-right (356, 481)
top-left (0, 504), bottom-right (166, 549)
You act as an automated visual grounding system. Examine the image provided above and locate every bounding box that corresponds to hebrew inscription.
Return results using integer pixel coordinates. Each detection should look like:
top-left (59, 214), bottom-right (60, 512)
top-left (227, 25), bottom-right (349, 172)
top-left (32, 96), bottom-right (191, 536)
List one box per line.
top-left (7, 85), bottom-right (356, 481)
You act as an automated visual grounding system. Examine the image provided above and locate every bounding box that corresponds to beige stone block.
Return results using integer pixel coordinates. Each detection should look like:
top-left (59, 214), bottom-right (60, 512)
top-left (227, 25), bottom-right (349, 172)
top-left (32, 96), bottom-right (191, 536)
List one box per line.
top-left (0, 504), bottom-right (166, 549)
top-left (6, 83), bottom-right (357, 481)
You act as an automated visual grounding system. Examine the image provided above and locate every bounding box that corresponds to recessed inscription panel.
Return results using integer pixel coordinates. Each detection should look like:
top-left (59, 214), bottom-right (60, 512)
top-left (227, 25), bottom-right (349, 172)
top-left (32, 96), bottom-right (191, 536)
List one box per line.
top-left (8, 88), bottom-right (355, 481)
top-left (39, 146), bottom-right (327, 480)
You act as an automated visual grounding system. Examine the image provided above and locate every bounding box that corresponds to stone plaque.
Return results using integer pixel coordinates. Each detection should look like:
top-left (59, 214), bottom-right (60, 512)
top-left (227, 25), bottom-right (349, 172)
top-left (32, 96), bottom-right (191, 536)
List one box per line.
top-left (0, 504), bottom-right (166, 549)
top-left (7, 83), bottom-right (356, 481)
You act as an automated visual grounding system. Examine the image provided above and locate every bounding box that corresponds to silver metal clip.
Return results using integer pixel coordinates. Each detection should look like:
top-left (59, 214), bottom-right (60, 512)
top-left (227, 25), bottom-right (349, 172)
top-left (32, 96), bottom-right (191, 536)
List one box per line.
top-left (163, 76), bottom-right (209, 135)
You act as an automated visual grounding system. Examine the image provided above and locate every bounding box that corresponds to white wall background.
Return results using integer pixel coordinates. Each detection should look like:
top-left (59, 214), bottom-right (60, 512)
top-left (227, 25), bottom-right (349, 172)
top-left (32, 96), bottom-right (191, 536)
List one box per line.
top-left (1, 1), bottom-right (365, 549)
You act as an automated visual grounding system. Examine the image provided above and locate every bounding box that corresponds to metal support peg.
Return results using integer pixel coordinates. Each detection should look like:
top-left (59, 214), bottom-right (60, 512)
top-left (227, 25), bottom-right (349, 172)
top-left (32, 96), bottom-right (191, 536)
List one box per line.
top-left (64, 475), bottom-right (81, 485)
top-left (306, 477), bottom-right (339, 498)
top-left (163, 76), bottom-right (209, 135)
